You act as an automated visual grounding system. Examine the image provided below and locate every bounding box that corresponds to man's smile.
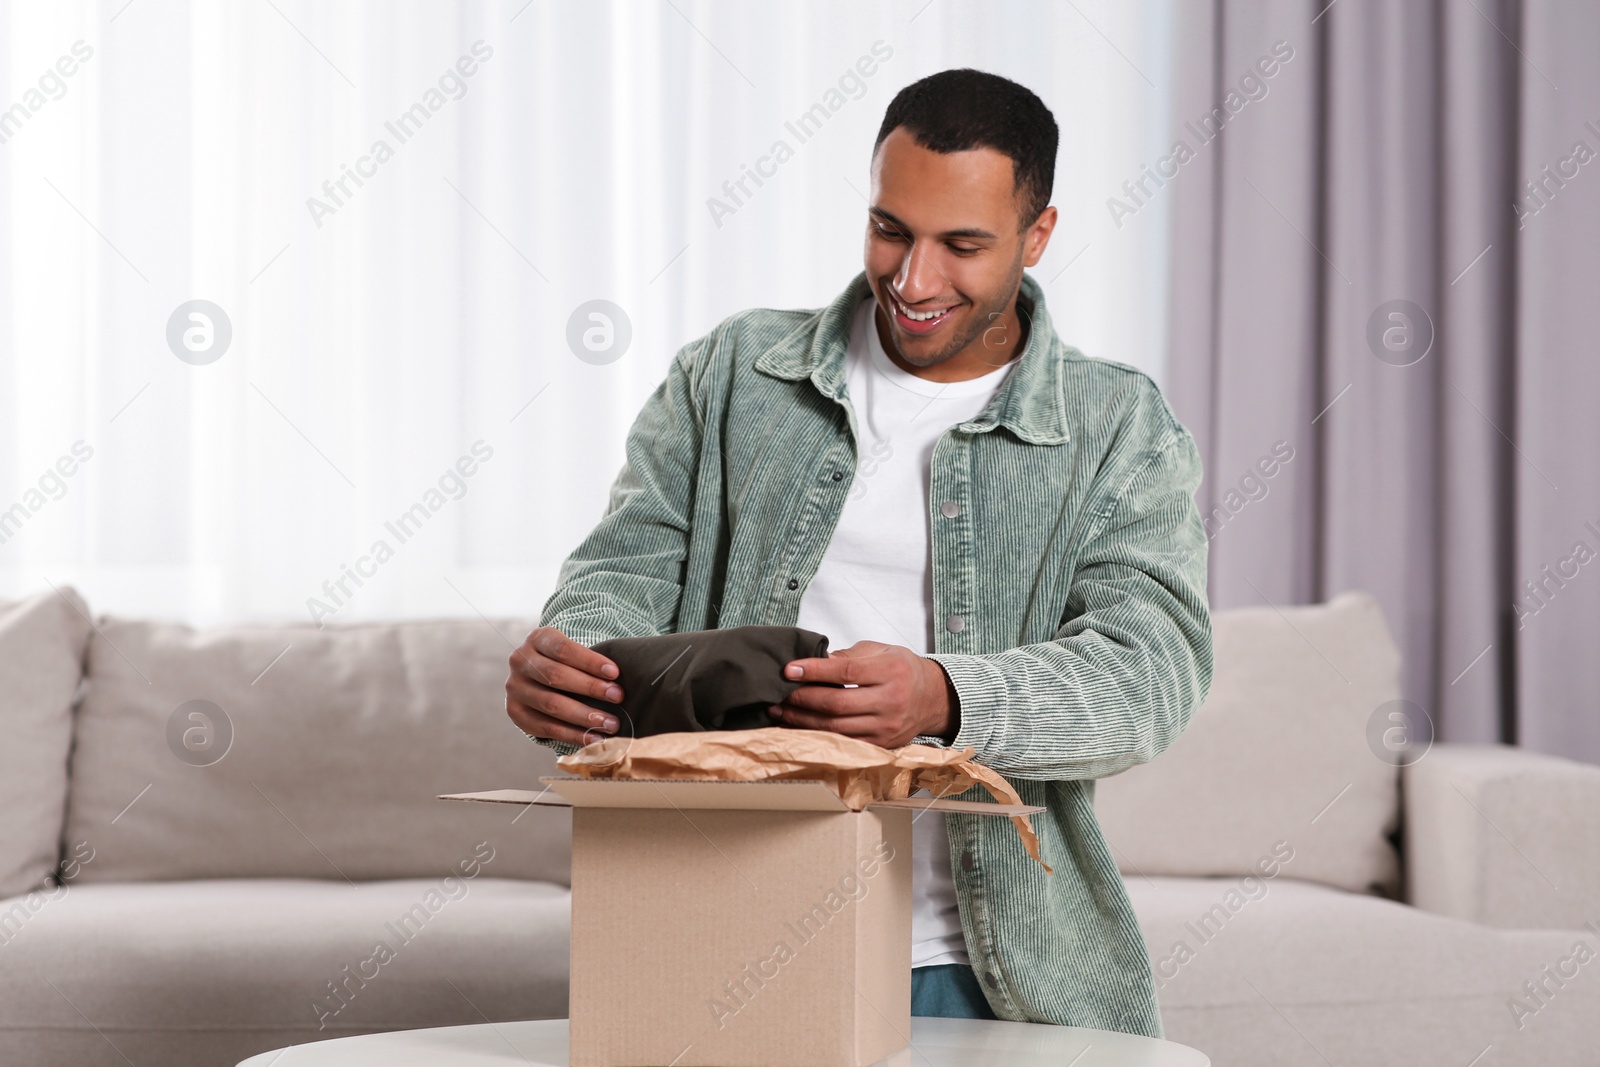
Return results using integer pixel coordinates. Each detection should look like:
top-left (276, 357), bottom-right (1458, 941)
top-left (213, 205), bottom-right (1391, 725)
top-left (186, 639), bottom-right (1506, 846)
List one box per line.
top-left (885, 290), bottom-right (960, 336)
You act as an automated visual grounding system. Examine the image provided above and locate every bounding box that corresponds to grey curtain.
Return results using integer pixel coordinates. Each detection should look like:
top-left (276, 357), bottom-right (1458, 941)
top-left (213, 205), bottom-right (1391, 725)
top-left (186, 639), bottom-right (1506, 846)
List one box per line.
top-left (1167, 0), bottom-right (1600, 763)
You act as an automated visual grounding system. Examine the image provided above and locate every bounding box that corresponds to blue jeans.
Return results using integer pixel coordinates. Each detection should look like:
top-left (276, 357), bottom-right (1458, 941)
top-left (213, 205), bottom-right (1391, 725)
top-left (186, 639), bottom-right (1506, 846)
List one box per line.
top-left (910, 963), bottom-right (998, 1019)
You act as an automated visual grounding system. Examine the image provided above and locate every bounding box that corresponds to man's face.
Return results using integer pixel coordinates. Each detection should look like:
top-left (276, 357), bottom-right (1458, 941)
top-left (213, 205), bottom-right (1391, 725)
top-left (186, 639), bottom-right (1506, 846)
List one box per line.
top-left (864, 126), bottom-right (1051, 369)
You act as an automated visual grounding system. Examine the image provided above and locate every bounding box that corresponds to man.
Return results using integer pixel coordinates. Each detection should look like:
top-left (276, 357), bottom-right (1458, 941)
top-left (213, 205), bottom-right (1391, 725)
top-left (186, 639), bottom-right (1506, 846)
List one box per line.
top-left (506, 68), bottom-right (1212, 1037)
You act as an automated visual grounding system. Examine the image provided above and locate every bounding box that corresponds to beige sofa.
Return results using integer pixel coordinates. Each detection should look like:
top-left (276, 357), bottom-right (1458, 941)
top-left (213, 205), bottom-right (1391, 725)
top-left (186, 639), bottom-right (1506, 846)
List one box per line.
top-left (1095, 592), bottom-right (1600, 1065)
top-left (0, 590), bottom-right (572, 1067)
top-left (1, 588), bottom-right (1595, 1066)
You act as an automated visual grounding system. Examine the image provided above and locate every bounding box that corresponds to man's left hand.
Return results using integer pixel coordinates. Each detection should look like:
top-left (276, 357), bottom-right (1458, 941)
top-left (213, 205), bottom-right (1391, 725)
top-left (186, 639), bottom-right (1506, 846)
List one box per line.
top-left (769, 640), bottom-right (959, 749)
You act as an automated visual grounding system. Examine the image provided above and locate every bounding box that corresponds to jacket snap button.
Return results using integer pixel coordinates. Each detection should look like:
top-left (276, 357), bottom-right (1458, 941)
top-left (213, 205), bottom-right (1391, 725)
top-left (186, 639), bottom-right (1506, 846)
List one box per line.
top-left (940, 500), bottom-right (960, 518)
top-left (961, 850), bottom-right (976, 872)
top-left (787, 578), bottom-right (799, 590)
top-left (983, 971), bottom-right (1000, 989)
top-left (945, 614), bottom-right (965, 633)
top-left (831, 470), bottom-right (844, 482)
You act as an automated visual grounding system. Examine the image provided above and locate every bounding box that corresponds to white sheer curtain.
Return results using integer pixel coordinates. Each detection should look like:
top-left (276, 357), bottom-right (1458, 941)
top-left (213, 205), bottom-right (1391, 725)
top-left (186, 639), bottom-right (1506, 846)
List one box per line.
top-left (0, 0), bottom-right (1175, 627)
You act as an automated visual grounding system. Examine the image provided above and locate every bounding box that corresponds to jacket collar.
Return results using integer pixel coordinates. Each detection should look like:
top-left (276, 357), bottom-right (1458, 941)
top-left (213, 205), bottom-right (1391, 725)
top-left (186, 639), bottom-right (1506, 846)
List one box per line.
top-left (754, 269), bottom-right (1070, 445)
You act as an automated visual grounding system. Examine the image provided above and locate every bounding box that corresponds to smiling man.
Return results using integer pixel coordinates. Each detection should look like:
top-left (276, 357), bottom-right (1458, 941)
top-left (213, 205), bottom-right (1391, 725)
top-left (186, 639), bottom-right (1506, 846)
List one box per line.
top-left (507, 68), bottom-right (1213, 1036)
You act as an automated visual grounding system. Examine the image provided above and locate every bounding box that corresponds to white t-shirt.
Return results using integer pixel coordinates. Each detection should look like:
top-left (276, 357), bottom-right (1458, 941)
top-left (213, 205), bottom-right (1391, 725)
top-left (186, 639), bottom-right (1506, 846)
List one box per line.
top-left (796, 295), bottom-right (1017, 969)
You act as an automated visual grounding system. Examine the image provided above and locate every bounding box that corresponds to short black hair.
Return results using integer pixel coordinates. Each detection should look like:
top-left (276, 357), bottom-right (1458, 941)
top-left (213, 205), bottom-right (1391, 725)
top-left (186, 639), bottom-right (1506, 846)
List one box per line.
top-left (874, 68), bottom-right (1058, 230)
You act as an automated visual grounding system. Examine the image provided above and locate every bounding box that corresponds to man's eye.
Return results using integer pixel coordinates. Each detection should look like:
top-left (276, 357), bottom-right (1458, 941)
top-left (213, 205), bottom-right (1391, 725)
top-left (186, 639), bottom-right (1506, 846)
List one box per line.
top-left (951, 245), bottom-right (980, 256)
top-left (874, 225), bottom-right (905, 240)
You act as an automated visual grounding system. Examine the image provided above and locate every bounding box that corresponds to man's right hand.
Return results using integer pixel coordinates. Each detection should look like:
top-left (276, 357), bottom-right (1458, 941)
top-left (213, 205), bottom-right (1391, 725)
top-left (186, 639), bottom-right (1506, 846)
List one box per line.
top-left (506, 626), bottom-right (624, 746)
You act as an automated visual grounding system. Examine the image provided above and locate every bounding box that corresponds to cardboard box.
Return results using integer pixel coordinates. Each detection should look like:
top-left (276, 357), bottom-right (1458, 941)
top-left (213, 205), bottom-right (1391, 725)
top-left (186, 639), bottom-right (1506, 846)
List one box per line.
top-left (442, 776), bottom-right (1040, 1067)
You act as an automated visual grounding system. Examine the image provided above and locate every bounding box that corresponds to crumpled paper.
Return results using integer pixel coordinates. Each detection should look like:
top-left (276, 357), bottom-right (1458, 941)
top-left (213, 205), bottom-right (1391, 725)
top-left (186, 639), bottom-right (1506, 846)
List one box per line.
top-left (556, 727), bottom-right (1050, 873)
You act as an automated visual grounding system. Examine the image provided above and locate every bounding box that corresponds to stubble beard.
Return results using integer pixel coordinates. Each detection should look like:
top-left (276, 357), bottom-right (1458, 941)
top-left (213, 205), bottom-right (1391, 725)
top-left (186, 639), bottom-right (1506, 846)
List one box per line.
top-left (877, 255), bottom-right (1024, 370)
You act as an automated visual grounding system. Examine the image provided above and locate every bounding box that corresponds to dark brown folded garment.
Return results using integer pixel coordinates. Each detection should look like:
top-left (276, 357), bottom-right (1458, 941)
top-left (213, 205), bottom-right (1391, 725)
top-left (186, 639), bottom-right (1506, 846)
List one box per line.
top-left (574, 626), bottom-right (830, 736)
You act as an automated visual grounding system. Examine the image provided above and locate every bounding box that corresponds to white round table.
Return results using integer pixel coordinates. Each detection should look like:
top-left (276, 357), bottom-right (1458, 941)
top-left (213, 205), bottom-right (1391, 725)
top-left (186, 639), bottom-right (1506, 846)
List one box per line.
top-left (238, 1017), bottom-right (1209, 1065)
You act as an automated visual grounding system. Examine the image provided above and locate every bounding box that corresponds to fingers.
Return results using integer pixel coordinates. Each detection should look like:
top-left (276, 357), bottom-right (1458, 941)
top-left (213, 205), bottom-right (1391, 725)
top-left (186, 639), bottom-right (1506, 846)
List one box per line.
top-left (512, 647), bottom-right (624, 705)
top-left (782, 641), bottom-right (893, 684)
top-left (504, 627), bottom-right (634, 746)
top-left (767, 702), bottom-right (884, 739)
top-left (507, 697), bottom-right (615, 748)
top-left (531, 626), bottom-right (619, 681)
top-left (783, 655), bottom-right (864, 685)
top-left (509, 627), bottom-right (624, 711)
top-left (777, 681), bottom-right (877, 716)
top-left (507, 674), bottom-right (620, 733)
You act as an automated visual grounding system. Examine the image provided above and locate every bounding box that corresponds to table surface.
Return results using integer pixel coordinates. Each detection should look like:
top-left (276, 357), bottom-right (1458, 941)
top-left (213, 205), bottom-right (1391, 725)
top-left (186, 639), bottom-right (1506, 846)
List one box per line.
top-left (238, 1017), bottom-right (1209, 1066)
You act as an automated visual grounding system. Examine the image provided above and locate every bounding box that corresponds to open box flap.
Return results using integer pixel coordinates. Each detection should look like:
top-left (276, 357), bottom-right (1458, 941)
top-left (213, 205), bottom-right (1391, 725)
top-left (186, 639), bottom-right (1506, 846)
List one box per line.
top-left (436, 781), bottom-right (847, 811)
top-left (438, 778), bottom-right (1043, 816)
top-left (438, 788), bottom-right (573, 808)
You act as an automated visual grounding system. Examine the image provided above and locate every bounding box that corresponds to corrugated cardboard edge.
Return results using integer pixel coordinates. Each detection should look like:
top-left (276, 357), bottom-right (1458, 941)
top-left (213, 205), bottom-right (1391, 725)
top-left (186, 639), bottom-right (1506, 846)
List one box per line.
top-left (438, 778), bottom-right (1043, 816)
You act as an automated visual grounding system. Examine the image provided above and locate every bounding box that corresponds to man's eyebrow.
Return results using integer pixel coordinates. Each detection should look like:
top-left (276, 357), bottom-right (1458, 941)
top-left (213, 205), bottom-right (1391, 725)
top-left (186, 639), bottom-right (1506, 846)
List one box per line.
top-left (868, 206), bottom-right (997, 241)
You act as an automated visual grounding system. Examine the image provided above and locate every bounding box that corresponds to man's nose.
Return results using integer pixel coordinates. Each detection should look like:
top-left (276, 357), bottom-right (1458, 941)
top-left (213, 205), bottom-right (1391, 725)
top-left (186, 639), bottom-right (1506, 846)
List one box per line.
top-left (893, 241), bottom-right (946, 303)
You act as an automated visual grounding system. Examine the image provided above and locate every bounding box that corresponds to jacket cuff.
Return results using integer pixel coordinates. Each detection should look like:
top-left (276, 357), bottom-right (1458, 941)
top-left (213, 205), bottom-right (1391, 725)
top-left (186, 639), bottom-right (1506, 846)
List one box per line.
top-left (926, 652), bottom-right (1012, 765)
top-left (532, 734), bottom-right (581, 758)
top-left (539, 606), bottom-right (646, 651)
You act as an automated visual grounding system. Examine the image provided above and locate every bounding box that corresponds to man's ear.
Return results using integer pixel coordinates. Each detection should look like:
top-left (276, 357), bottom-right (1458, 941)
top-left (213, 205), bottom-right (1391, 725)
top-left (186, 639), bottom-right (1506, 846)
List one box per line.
top-left (1022, 205), bottom-right (1058, 268)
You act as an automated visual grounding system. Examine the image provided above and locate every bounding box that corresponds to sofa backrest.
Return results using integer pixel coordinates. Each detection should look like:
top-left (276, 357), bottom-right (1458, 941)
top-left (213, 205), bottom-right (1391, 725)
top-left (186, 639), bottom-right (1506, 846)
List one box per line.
top-left (62, 613), bottom-right (572, 886)
top-left (30, 589), bottom-right (1405, 895)
top-left (1094, 590), bottom-right (1404, 896)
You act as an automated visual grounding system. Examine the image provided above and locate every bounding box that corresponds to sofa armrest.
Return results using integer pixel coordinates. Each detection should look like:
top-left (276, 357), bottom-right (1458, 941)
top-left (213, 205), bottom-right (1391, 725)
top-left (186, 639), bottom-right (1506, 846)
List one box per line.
top-left (1405, 742), bottom-right (1600, 929)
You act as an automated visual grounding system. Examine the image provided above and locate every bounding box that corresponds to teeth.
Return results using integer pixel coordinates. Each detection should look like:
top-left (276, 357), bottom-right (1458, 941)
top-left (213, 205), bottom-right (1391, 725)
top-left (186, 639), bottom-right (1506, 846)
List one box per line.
top-left (895, 296), bottom-right (950, 323)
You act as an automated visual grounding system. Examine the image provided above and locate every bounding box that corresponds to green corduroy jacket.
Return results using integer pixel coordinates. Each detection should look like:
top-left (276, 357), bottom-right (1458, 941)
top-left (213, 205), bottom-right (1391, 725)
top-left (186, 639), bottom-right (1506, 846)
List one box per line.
top-left (535, 267), bottom-right (1213, 1037)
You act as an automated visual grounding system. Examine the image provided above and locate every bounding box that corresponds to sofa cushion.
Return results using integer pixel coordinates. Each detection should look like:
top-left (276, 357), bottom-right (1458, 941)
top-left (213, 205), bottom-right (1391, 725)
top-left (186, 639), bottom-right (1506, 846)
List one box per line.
top-left (0, 588), bottom-right (93, 898)
top-left (1094, 590), bottom-right (1402, 895)
top-left (1128, 875), bottom-right (1599, 1067)
top-left (0, 877), bottom-right (569, 1067)
top-left (63, 616), bottom-right (573, 884)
